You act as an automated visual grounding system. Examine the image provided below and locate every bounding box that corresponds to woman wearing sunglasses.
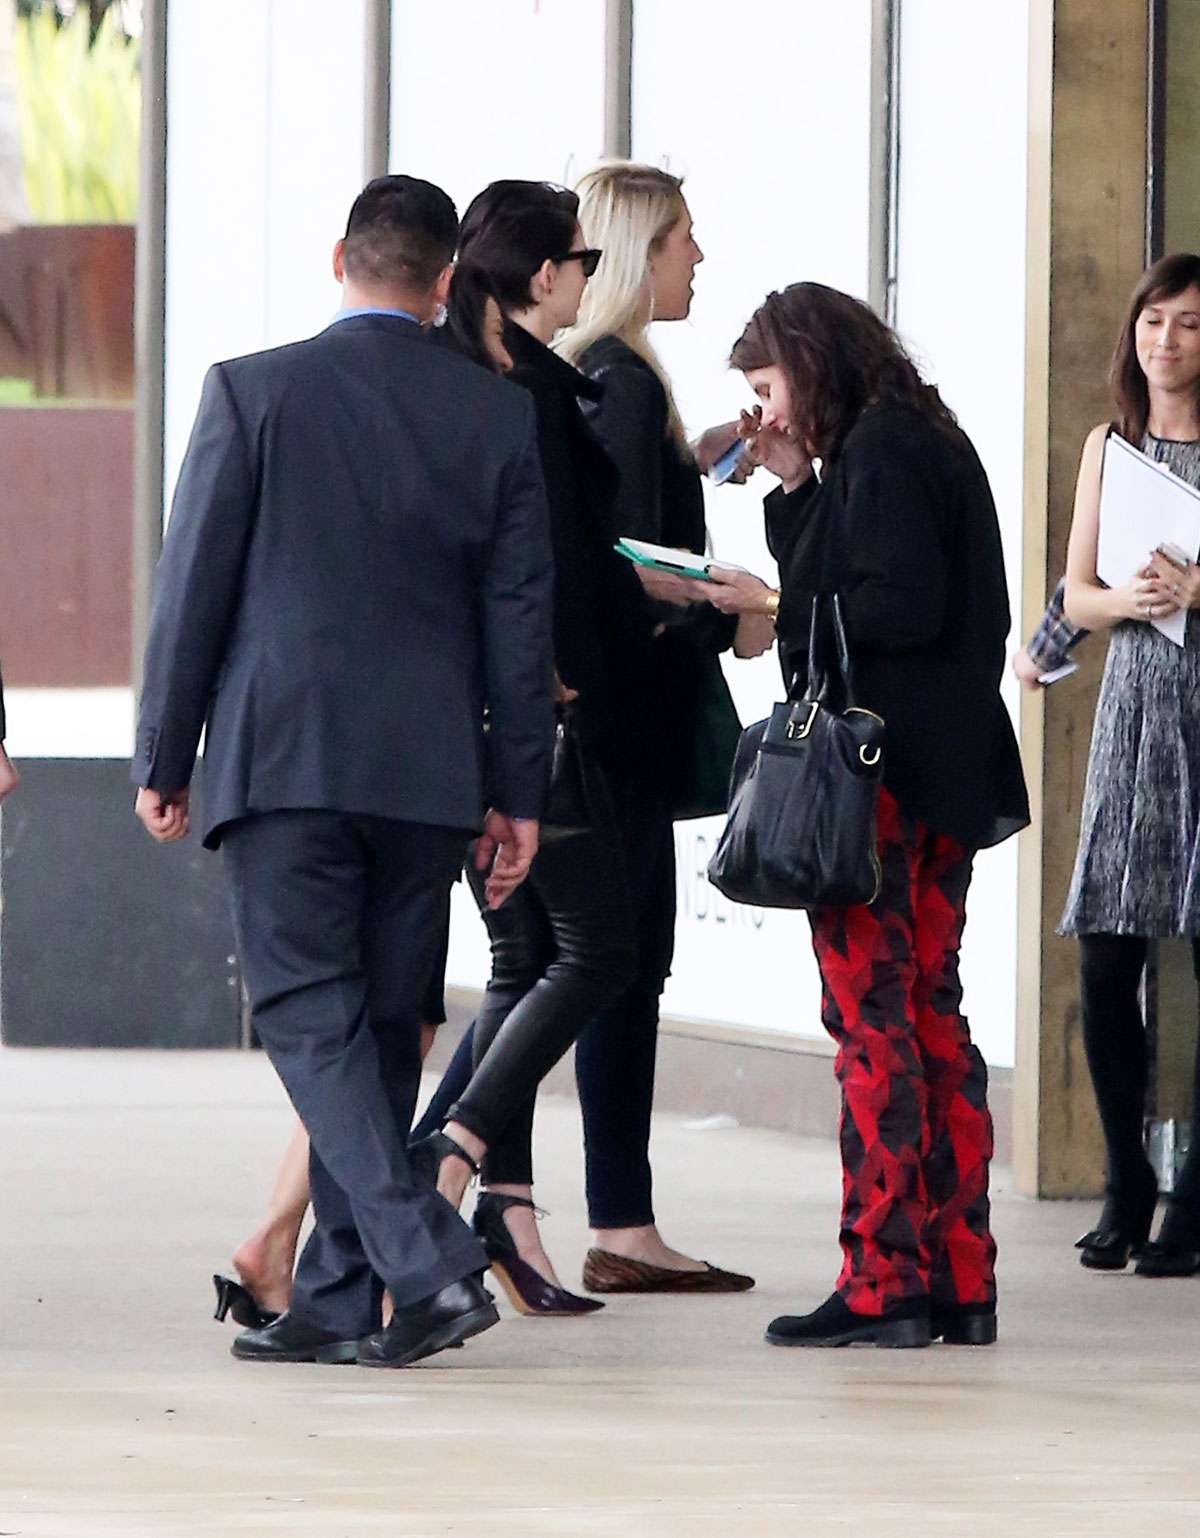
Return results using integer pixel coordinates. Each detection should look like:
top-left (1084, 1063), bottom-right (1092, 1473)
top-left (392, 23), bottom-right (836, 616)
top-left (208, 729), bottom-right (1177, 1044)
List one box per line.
top-left (415, 179), bottom-right (658, 1314)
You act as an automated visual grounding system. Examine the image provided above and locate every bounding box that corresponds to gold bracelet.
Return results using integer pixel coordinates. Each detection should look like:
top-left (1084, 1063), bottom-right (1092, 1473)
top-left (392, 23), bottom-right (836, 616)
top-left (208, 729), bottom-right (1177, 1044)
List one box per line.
top-left (764, 589), bottom-right (781, 625)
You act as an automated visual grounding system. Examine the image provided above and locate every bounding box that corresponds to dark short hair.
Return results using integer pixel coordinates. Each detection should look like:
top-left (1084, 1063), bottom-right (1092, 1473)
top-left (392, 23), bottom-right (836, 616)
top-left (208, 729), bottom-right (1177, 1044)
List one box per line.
top-left (457, 180), bottom-right (580, 311)
top-left (342, 174), bottom-right (459, 291)
top-left (1110, 253), bottom-right (1200, 443)
top-left (730, 282), bottom-right (957, 461)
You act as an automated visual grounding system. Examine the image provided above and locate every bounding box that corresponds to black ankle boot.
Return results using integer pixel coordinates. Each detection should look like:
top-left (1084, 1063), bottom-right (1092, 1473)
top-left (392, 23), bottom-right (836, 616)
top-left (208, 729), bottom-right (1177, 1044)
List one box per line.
top-left (1076, 1166), bottom-right (1158, 1271)
top-left (1134, 1201), bottom-right (1200, 1277)
top-left (930, 1299), bottom-right (997, 1345)
top-left (765, 1293), bottom-right (930, 1349)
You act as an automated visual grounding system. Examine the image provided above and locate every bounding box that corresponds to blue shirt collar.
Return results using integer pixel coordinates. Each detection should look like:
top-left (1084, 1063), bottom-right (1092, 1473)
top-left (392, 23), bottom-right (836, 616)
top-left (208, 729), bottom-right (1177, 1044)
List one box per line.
top-left (331, 305), bottom-right (422, 325)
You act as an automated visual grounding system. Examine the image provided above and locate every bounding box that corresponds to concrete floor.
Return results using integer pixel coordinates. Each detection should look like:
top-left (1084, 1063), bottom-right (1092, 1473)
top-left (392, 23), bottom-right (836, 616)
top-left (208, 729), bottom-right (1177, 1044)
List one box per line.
top-left (0, 1048), bottom-right (1196, 1536)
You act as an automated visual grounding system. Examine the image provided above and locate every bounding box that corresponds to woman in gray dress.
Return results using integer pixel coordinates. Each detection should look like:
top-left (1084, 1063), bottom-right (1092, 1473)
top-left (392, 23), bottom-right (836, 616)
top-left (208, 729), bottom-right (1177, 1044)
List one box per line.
top-left (1062, 252), bottom-right (1200, 1278)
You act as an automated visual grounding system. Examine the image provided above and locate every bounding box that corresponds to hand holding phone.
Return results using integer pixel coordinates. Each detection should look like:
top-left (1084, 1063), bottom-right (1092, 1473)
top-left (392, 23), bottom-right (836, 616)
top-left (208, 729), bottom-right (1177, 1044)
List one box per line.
top-left (1156, 540), bottom-right (1191, 572)
top-left (710, 439), bottom-right (749, 486)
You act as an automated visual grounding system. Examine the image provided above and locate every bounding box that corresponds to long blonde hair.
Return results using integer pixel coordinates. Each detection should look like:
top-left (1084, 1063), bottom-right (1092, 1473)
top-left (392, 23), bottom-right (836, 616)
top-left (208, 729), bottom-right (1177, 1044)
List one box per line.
top-left (557, 161), bottom-right (689, 446)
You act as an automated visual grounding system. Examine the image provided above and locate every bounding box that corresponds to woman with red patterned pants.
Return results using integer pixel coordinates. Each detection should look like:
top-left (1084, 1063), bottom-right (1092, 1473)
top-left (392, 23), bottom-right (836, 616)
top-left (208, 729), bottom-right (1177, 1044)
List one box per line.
top-left (688, 283), bottom-right (1029, 1347)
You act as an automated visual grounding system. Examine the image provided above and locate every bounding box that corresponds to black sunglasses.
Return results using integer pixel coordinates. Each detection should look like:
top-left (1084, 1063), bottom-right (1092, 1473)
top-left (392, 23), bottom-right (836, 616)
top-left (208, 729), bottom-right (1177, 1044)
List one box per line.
top-left (554, 248), bottom-right (602, 278)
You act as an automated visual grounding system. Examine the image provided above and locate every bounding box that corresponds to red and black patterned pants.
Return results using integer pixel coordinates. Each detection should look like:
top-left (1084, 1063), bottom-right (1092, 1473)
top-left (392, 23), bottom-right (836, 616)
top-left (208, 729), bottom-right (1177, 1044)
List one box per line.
top-left (809, 787), bottom-right (996, 1314)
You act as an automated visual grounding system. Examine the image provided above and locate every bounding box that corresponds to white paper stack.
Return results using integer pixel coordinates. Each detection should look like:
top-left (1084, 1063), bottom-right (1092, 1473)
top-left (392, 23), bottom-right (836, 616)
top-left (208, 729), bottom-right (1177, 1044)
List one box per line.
top-left (1097, 431), bottom-right (1200, 646)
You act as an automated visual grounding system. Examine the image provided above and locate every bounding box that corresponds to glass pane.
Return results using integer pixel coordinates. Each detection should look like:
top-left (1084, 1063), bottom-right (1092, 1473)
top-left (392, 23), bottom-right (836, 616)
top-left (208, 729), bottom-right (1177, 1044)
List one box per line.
top-left (892, 0), bottom-right (1030, 1069)
top-left (390, 0), bottom-right (606, 210)
top-left (632, 0), bottom-right (873, 1038)
top-left (391, 0), bottom-right (608, 994)
top-left (0, 0), bottom-right (140, 705)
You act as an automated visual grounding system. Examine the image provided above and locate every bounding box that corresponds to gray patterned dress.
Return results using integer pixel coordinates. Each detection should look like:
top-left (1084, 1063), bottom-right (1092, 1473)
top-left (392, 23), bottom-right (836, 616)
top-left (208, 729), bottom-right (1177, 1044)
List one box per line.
top-left (1061, 436), bottom-right (1200, 937)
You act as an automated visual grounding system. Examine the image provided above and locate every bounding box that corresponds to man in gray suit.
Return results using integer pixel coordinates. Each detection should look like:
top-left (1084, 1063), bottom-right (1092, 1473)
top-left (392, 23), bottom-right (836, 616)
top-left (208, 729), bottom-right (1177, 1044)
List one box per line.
top-left (133, 175), bottom-right (554, 1368)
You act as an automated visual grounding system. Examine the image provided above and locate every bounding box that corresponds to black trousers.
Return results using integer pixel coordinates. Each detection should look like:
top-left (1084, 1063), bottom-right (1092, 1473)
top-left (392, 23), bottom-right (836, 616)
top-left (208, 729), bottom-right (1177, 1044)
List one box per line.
top-left (447, 774), bottom-right (635, 1185)
top-left (1079, 933), bottom-right (1200, 1238)
top-left (223, 810), bottom-right (487, 1337)
top-left (573, 781), bottom-right (677, 1228)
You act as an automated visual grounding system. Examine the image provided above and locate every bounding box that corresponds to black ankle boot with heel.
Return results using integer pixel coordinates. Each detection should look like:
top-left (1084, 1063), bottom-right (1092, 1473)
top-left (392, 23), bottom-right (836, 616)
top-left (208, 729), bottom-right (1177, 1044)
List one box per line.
top-left (472, 1192), bottom-right (603, 1317)
top-left (1134, 1199), bottom-right (1200, 1277)
top-left (1076, 1164), bottom-right (1159, 1270)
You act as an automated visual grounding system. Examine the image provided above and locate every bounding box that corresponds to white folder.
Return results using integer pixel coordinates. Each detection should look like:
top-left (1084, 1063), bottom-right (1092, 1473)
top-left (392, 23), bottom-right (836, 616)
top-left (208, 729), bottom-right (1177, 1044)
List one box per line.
top-left (1097, 431), bottom-right (1200, 646)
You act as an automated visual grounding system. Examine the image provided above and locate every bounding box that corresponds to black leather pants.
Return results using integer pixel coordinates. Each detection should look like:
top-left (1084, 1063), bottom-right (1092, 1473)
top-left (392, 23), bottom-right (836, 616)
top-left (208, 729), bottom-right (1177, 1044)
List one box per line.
top-left (447, 770), bottom-right (636, 1185)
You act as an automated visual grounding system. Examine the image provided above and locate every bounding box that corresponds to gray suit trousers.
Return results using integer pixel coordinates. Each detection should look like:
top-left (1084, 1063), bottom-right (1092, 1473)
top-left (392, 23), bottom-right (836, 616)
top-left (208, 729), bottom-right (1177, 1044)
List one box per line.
top-left (222, 809), bottom-right (485, 1337)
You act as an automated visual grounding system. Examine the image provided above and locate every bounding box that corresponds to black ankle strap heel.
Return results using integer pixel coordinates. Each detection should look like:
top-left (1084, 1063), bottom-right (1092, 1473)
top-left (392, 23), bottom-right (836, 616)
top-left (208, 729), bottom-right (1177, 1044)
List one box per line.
top-left (471, 1192), bottom-right (602, 1317)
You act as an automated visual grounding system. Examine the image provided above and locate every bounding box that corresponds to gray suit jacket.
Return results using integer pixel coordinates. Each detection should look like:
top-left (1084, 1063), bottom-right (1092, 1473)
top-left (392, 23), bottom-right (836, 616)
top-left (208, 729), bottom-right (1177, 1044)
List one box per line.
top-left (132, 313), bottom-right (554, 847)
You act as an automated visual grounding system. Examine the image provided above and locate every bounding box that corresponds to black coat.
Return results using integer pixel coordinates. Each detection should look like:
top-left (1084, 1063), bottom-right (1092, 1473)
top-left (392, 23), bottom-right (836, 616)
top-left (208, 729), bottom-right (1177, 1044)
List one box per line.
top-left (502, 322), bottom-right (652, 773)
top-left (767, 403), bottom-right (1028, 850)
top-left (0, 658), bottom-right (5, 741)
top-left (132, 313), bottom-right (555, 846)
top-left (576, 335), bottom-right (738, 798)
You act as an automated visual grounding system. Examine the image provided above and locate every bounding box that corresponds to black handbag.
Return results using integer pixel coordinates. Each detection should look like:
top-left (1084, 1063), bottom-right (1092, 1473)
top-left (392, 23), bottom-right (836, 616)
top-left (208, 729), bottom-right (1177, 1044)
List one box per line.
top-left (707, 594), bottom-right (884, 909)
top-left (672, 652), bottom-right (744, 821)
top-left (541, 700), bottom-right (592, 843)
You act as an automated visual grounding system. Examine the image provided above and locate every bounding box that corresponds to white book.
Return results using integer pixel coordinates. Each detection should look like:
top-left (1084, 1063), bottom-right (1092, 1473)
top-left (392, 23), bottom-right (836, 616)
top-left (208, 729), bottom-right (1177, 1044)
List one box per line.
top-left (1097, 431), bottom-right (1200, 647)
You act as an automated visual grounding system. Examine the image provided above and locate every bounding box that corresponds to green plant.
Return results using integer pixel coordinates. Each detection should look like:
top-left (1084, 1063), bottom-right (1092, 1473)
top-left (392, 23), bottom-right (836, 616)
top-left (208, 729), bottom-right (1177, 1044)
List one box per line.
top-left (15, 5), bottom-right (138, 222)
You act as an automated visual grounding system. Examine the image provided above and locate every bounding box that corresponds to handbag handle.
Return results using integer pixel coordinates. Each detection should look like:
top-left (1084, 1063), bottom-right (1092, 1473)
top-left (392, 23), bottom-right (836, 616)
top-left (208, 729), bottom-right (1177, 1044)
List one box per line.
top-left (799, 593), bottom-right (856, 707)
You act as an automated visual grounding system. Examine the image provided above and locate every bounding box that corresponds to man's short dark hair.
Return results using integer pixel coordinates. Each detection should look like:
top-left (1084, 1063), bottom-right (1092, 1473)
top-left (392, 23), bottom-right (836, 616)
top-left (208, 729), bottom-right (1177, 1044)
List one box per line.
top-left (342, 175), bottom-right (459, 292)
top-left (457, 181), bottom-right (580, 311)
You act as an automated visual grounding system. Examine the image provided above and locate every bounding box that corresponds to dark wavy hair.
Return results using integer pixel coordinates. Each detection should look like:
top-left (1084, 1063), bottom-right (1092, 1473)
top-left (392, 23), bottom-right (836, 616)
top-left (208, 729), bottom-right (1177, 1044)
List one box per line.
top-left (457, 180), bottom-right (580, 312)
top-left (1109, 253), bottom-right (1200, 443)
top-left (729, 282), bottom-right (957, 461)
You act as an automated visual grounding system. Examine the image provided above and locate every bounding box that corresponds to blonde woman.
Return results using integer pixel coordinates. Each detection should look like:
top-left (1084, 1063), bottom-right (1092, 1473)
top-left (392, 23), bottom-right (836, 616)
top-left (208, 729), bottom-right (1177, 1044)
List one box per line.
top-left (558, 163), bottom-right (763, 1294)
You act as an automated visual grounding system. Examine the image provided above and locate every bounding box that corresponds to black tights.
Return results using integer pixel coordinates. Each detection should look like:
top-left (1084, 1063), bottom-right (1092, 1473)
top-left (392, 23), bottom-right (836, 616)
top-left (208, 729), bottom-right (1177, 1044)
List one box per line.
top-left (1079, 934), bottom-right (1200, 1237)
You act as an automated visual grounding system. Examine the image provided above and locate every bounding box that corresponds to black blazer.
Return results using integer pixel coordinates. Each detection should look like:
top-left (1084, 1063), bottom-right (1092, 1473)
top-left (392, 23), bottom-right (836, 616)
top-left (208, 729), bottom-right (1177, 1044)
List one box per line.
top-left (576, 336), bottom-right (737, 792)
top-left (0, 657), bottom-right (6, 741)
top-left (133, 313), bottom-right (555, 847)
top-left (503, 323), bottom-right (651, 772)
top-left (767, 403), bottom-right (1028, 850)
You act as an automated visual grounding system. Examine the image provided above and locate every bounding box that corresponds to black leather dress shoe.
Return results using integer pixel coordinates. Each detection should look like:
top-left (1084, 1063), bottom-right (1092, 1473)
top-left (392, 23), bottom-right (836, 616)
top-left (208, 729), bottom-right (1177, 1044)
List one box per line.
top-left (231, 1311), bottom-right (359, 1364)
top-left (930, 1300), bottom-right (997, 1345)
top-left (357, 1274), bottom-right (499, 1368)
top-left (765, 1292), bottom-right (930, 1349)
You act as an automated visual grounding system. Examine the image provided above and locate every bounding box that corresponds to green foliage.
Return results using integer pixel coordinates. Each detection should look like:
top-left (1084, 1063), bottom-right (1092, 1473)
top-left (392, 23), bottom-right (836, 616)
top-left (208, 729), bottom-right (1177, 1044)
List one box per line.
top-left (15, 6), bottom-right (139, 223)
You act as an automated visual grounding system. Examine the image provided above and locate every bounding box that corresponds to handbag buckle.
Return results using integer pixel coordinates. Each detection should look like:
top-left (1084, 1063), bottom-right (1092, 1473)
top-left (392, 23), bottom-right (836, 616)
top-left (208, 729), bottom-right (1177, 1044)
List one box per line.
top-left (786, 700), bottom-right (819, 740)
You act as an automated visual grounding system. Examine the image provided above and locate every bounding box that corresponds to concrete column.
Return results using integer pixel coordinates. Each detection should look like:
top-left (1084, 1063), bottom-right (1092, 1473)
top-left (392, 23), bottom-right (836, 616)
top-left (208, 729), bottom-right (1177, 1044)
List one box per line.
top-left (363, 0), bottom-right (390, 182)
top-left (1015, 0), bottom-right (1150, 1196)
top-left (604, 0), bottom-right (632, 159)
